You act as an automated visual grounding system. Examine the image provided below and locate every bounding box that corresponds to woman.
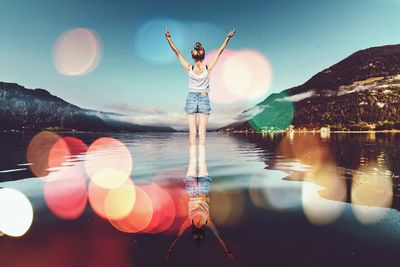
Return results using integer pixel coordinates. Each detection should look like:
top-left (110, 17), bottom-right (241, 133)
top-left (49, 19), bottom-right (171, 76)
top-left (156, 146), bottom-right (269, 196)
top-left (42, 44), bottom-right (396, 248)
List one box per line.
top-left (165, 145), bottom-right (234, 262)
top-left (165, 27), bottom-right (235, 145)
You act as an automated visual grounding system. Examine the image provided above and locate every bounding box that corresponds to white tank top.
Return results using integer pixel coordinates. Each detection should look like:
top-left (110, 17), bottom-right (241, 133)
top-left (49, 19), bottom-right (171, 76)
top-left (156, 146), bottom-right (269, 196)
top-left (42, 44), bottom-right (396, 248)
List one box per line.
top-left (188, 197), bottom-right (210, 223)
top-left (188, 65), bottom-right (210, 93)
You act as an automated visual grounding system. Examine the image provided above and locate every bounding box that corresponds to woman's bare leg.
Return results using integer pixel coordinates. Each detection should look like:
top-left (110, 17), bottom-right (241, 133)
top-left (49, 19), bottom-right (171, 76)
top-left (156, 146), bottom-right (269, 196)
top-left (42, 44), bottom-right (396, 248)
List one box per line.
top-left (187, 113), bottom-right (198, 146)
top-left (198, 114), bottom-right (209, 146)
top-left (198, 144), bottom-right (208, 177)
top-left (186, 144), bottom-right (197, 177)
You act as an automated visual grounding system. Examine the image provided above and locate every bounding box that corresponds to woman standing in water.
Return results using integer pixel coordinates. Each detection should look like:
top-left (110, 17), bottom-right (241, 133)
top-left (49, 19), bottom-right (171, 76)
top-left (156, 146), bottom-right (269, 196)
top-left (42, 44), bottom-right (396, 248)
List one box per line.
top-left (165, 27), bottom-right (235, 145)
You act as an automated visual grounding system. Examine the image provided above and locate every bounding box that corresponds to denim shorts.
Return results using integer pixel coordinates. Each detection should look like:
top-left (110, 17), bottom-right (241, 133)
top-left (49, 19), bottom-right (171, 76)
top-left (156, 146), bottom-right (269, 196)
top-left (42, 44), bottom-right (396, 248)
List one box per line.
top-left (184, 91), bottom-right (212, 115)
top-left (184, 175), bottom-right (212, 197)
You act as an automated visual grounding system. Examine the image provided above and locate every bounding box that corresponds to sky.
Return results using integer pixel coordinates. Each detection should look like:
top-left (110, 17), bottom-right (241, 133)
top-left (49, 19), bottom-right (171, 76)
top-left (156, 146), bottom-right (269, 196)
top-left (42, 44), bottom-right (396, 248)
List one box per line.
top-left (1, 0), bottom-right (400, 130)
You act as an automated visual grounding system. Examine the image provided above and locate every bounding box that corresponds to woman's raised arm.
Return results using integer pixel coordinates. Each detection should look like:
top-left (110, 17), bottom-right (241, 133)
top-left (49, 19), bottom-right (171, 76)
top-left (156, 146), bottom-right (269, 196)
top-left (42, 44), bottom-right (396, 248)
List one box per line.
top-left (208, 220), bottom-right (235, 261)
top-left (165, 26), bottom-right (191, 72)
top-left (165, 219), bottom-right (190, 262)
top-left (207, 28), bottom-right (235, 72)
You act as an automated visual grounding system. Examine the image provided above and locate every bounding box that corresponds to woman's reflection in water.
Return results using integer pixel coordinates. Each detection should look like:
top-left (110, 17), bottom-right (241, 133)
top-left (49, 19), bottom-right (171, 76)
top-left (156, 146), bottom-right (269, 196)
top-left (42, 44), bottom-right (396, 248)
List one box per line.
top-left (166, 145), bottom-right (234, 262)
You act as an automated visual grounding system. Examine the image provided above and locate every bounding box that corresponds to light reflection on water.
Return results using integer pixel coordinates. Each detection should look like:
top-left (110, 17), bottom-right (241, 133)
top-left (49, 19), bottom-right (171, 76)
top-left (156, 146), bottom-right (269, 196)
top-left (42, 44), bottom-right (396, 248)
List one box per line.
top-left (1, 132), bottom-right (400, 266)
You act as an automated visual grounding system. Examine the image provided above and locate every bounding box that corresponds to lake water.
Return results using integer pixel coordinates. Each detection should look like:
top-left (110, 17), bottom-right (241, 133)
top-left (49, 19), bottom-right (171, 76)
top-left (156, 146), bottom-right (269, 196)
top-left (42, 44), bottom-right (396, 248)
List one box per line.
top-left (1, 131), bottom-right (400, 267)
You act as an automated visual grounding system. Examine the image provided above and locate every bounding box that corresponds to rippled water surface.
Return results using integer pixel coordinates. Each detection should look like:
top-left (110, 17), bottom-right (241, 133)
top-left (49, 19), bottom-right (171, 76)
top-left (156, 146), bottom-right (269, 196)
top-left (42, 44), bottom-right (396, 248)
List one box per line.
top-left (1, 131), bottom-right (400, 267)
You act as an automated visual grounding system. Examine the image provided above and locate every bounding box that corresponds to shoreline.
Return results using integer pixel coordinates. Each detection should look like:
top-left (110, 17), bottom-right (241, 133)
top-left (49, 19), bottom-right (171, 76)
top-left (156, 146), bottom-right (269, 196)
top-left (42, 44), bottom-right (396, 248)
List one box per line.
top-left (217, 129), bottom-right (400, 134)
top-left (2, 129), bottom-right (400, 134)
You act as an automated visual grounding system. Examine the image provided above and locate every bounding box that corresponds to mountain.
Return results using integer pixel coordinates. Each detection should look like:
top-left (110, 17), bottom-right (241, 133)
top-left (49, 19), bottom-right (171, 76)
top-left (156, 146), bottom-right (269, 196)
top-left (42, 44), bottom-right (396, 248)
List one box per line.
top-left (0, 81), bottom-right (175, 132)
top-left (220, 44), bottom-right (400, 132)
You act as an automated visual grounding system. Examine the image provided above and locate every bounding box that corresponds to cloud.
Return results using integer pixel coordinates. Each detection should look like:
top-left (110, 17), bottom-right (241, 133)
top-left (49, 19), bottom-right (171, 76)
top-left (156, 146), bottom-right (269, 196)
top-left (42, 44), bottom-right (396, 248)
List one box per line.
top-left (234, 104), bottom-right (267, 121)
top-left (144, 106), bottom-right (166, 115)
top-left (207, 104), bottom-right (249, 129)
top-left (104, 103), bottom-right (140, 114)
top-left (102, 103), bottom-right (184, 129)
top-left (102, 102), bottom-right (248, 131)
top-left (127, 112), bottom-right (187, 129)
top-left (104, 103), bottom-right (166, 115)
top-left (229, 91), bottom-right (314, 123)
top-left (274, 91), bottom-right (314, 102)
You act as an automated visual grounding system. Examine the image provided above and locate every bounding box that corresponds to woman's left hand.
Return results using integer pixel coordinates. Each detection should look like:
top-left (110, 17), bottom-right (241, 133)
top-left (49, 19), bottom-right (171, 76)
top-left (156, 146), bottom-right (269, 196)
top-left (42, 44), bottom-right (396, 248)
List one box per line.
top-left (227, 28), bottom-right (235, 38)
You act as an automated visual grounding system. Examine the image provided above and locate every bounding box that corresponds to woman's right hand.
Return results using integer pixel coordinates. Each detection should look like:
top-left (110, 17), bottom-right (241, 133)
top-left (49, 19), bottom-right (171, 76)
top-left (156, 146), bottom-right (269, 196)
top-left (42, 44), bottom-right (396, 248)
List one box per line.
top-left (227, 250), bottom-right (235, 261)
top-left (165, 26), bottom-right (171, 38)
